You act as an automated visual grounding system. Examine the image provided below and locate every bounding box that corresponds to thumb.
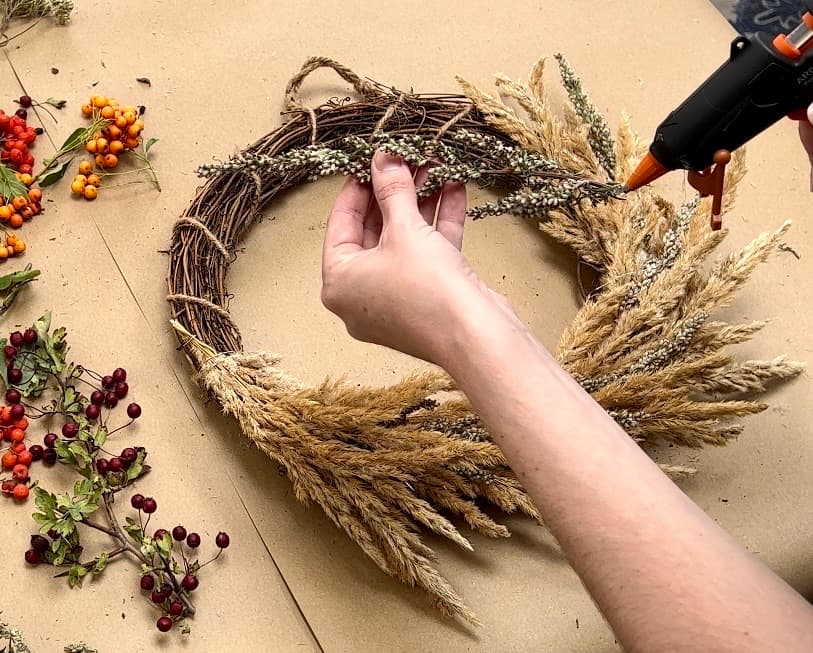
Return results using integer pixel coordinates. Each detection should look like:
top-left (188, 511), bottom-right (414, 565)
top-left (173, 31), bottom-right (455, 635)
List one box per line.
top-left (371, 150), bottom-right (421, 226)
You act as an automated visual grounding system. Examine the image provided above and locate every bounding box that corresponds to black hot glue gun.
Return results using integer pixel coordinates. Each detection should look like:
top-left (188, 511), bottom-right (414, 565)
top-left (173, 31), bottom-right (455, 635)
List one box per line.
top-left (626, 1), bottom-right (813, 228)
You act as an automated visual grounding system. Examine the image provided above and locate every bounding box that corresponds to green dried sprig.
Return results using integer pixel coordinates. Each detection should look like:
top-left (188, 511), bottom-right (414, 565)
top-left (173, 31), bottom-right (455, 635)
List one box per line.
top-left (196, 128), bottom-right (623, 222)
top-left (554, 52), bottom-right (617, 179)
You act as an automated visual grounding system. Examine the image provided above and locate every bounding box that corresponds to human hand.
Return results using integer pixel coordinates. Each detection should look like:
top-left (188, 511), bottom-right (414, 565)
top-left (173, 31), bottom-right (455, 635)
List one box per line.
top-left (799, 104), bottom-right (813, 191)
top-left (321, 150), bottom-right (515, 367)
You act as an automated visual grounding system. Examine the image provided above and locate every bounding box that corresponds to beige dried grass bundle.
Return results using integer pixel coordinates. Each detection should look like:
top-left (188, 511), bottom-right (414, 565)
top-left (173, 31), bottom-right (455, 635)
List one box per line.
top-left (167, 56), bottom-right (803, 624)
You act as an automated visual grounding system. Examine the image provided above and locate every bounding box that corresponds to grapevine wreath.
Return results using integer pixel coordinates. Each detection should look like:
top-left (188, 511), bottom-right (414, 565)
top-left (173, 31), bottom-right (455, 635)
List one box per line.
top-left (166, 56), bottom-right (803, 624)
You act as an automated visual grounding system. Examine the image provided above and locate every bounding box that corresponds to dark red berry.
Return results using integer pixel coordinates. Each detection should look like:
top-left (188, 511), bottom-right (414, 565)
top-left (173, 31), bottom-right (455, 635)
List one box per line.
top-left (5, 389), bottom-right (20, 404)
top-left (90, 390), bottom-right (105, 406)
top-left (120, 447), bottom-right (137, 463)
top-left (95, 458), bottom-right (109, 474)
top-left (169, 601), bottom-right (184, 617)
top-left (9, 331), bottom-right (23, 347)
top-left (85, 404), bottom-right (100, 420)
top-left (185, 532), bottom-right (201, 548)
top-left (22, 328), bottom-right (37, 345)
top-left (34, 127), bottom-right (43, 135)
top-left (127, 403), bottom-right (141, 419)
top-left (47, 529), bottom-right (58, 539)
top-left (4, 345), bottom-right (16, 359)
top-left (14, 108), bottom-right (27, 120)
top-left (28, 444), bottom-right (43, 461)
top-left (140, 574), bottom-right (155, 591)
top-left (43, 433), bottom-right (57, 448)
top-left (18, 96), bottom-right (32, 108)
top-left (30, 534), bottom-right (49, 553)
top-left (9, 404), bottom-right (24, 420)
top-left (42, 449), bottom-right (57, 465)
top-left (153, 528), bottom-right (169, 541)
top-left (215, 532), bottom-right (230, 549)
top-left (112, 368), bottom-right (127, 383)
top-left (62, 422), bottom-right (78, 438)
top-left (7, 368), bottom-right (22, 384)
top-left (131, 493), bottom-right (144, 509)
top-left (142, 497), bottom-right (157, 514)
top-left (108, 457), bottom-right (123, 472)
top-left (102, 375), bottom-right (114, 389)
top-left (172, 525), bottom-right (187, 541)
top-left (114, 382), bottom-right (129, 399)
top-left (156, 616), bottom-right (173, 632)
top-left (151, 589), bottom-right (165, 604)
top-left (104, 392), bottom-right (118, 408)
top-left (24, 549), bottom-right (41, 565)
top-left (181, 574), bottom-right (198, 591)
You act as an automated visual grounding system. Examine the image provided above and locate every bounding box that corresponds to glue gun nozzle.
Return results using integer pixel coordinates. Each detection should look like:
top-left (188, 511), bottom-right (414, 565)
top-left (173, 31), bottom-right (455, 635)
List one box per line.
top-left (625, 152), bottom-right (670, 191)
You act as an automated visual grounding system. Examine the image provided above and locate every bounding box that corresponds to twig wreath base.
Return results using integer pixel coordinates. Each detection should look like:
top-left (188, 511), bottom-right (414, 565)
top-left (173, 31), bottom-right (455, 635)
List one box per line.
top-left (166, 56), bottom-right (803, 624)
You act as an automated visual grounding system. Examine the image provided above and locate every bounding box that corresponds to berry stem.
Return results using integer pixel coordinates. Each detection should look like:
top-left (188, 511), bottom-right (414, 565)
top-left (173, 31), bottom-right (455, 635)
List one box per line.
top-left (76, 515), bottom-right (117, 538)
top-left (52, 546), bottom-right (126, 577)
top-left (197, 547), bottom-right (224, 569)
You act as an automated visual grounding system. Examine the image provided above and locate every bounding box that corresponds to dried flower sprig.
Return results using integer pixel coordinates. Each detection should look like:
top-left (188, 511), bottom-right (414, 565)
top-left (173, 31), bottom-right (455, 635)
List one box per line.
top-left (0, 0), bottom-right (72, 47)
top-left (197, 128), bottom-right (623, 221)
top-left (169, 56), bottom-right (803, 626)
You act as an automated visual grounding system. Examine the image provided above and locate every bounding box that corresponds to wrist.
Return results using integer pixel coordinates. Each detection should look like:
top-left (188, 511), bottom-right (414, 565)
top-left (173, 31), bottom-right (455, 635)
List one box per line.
top-left (438, 290), bottom-right (548, 382)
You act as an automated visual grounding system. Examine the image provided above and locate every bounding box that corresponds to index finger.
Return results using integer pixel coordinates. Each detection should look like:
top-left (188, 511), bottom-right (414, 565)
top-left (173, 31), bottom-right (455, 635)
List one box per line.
top-left (323, 177), bottom-right (372, 267)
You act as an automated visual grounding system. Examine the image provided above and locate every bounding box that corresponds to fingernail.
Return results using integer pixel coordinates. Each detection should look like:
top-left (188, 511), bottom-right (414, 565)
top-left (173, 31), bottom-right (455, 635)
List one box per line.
top-left (374, 150), bottom-right (403, 171)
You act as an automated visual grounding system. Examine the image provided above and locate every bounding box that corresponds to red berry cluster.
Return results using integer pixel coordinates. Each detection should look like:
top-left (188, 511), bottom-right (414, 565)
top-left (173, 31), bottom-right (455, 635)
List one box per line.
top-left (131, 493), bottom-right (231, 632)
top-left (43, 368), bottom-right (141, 477)
top-left (0, 328), bottom-right (42, 502)
top-left (0, 99), bottom-right (39, 176)
top-left (0, 98), bottom-right (44, 230)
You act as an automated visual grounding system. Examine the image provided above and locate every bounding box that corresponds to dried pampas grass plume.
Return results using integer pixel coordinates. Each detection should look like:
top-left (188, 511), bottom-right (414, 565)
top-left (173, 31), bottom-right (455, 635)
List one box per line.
top-left (167, 56), bottom-right (803, 625)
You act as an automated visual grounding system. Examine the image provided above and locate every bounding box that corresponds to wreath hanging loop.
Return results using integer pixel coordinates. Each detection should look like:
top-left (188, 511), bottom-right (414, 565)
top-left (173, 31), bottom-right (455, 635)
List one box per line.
top-left (283, 56), bottom-right (383, 112)
top-left (167, 56), bottom-right (802, 625)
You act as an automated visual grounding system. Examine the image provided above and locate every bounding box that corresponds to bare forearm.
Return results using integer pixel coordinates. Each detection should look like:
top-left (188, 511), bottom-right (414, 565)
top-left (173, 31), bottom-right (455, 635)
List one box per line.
top-left (444, 303), bottom-right (813, 652)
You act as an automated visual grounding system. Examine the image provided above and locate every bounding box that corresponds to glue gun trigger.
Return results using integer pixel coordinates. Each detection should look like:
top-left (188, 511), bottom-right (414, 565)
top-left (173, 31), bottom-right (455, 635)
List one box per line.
top-left (686, 149), bottom-right (731, 231)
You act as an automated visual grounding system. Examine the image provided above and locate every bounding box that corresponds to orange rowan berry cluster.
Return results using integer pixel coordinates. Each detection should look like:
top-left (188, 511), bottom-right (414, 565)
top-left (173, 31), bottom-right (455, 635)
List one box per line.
top-left (0, 328), bottom-right (42, 502)
top-left (0, 186), bottom-right (42, 232)
top-left (73, 94), bottom-right (146, 201)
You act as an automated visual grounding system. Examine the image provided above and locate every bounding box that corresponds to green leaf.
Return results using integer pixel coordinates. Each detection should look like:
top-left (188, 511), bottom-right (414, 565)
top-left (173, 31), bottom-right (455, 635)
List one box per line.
top-left (144, 138), bottom-right (158, 154)
top-left (92, 552), bottom-right (108, 575)
top-left (56, 127), bottom-right (88, 155)
top-left (73, 479), bottom-right (93, 497)
top-left (156, 533), bottom-right (172, 557)
top-left (45, 97), bottom-right (68, 110)
top-left (124, 517), bottom-right (143, 543)
top-left (0, 266), bottom-right (40, 316)
top-left (33, 514), bottom-right (56, 533)
top-left (0, 163), bottom-right (28, 200)
top-left (37, 159), bottom-right (72, 187)
top-left (68, 441), bottom-right (92, 465)
top-left (56, 494), bottom-right (73, 510)
top-left (140, 537), bottom-right (156, 559)
top-left (34, 487), bottom-right (57, 515)
top-left (54, 516), bottom-right (76, 539)
top-left (0, 267), bottom-right (40, 293)
top-left (67, 564), bottom-right (87, 588)
top-left (53, 540), bottom-right (69, 566)
top-left (126, 451), bottom-right (146, 480)
top-left (43, 325), bottom-right (69, 373)
top-left (55, 440), bottom-right (76, 465)
top-left (93, 427), bottom-right (107, 448)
